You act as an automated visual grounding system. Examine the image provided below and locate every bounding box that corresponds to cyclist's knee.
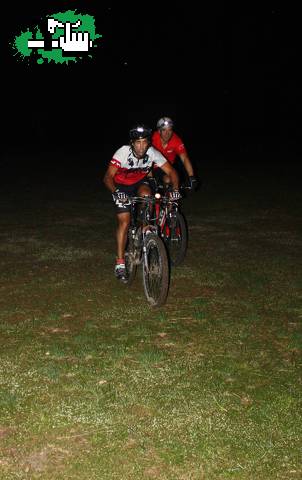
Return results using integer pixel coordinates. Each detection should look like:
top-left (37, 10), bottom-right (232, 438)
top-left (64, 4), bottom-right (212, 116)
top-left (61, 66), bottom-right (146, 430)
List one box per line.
top-left (117, 213), bottom-right (130, 228)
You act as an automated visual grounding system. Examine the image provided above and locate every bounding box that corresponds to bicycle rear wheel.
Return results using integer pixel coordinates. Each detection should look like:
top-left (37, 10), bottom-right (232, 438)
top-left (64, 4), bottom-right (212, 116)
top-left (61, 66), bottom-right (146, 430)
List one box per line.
top-left (142, 233), bottom-right (170, 307)
top-left (165, 211), bottom-right (188, 266)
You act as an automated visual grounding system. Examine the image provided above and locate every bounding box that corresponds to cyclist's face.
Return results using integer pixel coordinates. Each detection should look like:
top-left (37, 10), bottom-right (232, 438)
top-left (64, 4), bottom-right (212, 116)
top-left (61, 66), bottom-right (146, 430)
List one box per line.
top-left (160, 127), bottom-right (173, 143)
top-left (133, 138), bottom-right (149, 158)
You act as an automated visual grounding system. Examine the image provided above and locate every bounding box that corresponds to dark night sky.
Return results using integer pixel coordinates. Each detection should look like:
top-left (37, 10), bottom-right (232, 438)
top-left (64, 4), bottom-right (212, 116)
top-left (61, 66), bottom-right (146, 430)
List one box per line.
top-left (2, 2), bottom-right (301, 170)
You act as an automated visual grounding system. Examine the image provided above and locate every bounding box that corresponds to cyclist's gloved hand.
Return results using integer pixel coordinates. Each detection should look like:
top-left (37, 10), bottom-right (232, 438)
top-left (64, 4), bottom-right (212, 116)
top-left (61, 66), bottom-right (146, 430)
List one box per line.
top-left (112, 189), bottom-right (129, 205)
top-left (169, 190), bottom-right (181, 201)
top-left (188, 175), bottom-right (198, 191)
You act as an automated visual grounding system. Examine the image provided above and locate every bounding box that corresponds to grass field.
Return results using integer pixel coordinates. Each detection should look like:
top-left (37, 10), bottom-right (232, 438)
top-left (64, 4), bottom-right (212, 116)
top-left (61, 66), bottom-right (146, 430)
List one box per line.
top-left (0, 156), bottom-right (301, 479)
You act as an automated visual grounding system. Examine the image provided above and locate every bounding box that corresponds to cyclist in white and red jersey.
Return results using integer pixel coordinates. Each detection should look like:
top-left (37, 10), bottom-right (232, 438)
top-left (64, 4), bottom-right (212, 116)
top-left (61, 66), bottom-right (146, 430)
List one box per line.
top-left (152, 117), bottom-right (197, 190)
top-left (103, 124), bottom-right (180, 282)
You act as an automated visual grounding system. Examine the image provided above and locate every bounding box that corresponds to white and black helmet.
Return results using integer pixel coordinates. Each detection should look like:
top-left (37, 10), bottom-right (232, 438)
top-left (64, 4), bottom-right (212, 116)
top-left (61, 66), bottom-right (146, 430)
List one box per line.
top-left (157, 117), bottom-right (174, 130)
top-left (129, 124), bottom-right (152, 142)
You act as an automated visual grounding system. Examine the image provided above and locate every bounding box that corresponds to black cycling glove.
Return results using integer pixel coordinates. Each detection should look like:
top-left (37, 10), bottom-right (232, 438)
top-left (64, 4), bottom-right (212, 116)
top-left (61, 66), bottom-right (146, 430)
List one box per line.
top-left (112, 189), bottom-right (130, 205)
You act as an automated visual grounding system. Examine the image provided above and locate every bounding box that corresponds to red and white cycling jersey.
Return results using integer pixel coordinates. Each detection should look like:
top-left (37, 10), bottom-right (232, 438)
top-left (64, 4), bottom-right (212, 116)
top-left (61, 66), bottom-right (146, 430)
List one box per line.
top-left (110, 145), bottom-right (167, 185)
top-left (152, 131), bottom-right (187, 164)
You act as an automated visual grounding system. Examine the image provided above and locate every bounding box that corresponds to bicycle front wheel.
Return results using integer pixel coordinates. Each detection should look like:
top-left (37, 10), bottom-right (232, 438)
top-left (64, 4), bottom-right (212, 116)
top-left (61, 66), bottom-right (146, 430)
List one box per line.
top-left (165, 211), bottom-right (188, 266)
top-left (142, 233), bottom-right (170, 307)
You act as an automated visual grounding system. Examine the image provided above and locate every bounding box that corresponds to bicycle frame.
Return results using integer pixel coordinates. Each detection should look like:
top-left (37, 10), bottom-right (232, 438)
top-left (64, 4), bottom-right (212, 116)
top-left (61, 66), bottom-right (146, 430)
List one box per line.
top-left (152, 184), bottom-right (189, 266)
top-left (153, 191), bottom-right (179, 236)
top-left (129, 196), bottom-right (158, 244)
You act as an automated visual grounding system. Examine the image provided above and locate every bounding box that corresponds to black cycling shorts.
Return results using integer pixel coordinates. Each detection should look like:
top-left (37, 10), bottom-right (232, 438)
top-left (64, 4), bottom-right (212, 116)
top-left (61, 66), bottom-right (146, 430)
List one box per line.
top-left (152, 167), bottom-right (166, 184)
top-left (114, 177), bottom-right (152, 213)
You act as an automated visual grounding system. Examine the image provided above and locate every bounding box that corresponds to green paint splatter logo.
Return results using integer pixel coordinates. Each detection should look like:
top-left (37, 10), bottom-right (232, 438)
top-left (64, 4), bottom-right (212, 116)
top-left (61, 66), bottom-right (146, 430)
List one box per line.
top-left (12, 10), bottom-right (102, 64)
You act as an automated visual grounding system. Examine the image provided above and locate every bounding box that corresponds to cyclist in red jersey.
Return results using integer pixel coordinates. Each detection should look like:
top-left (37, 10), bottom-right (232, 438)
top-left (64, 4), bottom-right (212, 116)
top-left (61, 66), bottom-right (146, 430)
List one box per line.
top-left (103, 124), bottom-right (180, 282)
top-left (152, 117), bottom-right (197, 190)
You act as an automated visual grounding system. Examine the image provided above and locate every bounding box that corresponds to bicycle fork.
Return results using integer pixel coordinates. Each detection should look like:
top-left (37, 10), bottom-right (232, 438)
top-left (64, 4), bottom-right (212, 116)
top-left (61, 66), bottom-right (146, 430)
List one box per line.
top-left (142, 229), bottom-right (156, 273)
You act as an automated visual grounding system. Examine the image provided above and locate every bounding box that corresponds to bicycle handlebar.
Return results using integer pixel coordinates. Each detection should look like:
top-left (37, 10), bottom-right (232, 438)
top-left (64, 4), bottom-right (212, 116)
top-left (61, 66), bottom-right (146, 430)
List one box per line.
top-left (129, 195), bottom-right (180, 206)
top-left (129, 196), bottom-right (157, 204)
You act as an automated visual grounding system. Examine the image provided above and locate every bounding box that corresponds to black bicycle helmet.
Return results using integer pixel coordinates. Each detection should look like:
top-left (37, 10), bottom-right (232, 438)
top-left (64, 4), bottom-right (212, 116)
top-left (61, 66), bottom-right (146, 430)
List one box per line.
top-left (129, 124), bottom-right (152, 142)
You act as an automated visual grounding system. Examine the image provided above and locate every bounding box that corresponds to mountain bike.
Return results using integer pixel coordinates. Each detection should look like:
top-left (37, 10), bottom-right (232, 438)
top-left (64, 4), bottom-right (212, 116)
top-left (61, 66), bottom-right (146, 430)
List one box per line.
top-left (153, 184), bottom-right (189, 266)
top-left (124, 196), bottom-right (170, 307)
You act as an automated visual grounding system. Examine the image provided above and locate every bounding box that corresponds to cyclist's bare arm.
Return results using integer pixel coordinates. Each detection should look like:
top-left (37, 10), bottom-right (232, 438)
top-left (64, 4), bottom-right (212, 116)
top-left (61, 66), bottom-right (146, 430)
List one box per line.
top-left (160, 161), bottom-right (179, 190)
top-left (103, 164), bottom-right (118, 193)
top-left (179, 151), bottom-right (194, 177)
